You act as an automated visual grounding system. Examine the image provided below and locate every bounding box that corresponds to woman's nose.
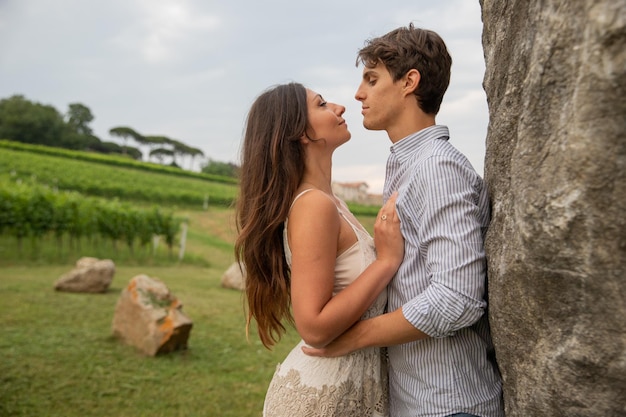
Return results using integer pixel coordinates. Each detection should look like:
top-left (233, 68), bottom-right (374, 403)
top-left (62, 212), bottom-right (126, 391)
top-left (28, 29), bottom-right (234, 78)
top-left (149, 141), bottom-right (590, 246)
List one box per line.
top-left (332, 103), bottom-right (345, 115)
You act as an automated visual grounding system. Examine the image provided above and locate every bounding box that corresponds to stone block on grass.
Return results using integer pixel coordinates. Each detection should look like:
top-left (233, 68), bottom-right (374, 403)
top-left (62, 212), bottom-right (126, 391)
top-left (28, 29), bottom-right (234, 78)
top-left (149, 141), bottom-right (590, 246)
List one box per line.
top-left (54, 257), bottom-right (115, 293)
top-left (221, 262), bottom-right (246, 291)
top-left (112, 274), bottom-right (192, 356)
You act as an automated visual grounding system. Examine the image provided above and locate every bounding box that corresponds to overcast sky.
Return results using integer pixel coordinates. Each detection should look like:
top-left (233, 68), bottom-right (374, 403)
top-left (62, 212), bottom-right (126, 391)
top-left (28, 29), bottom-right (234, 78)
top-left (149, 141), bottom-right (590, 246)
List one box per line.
top-left (0, 0), bottom-right (487, 194)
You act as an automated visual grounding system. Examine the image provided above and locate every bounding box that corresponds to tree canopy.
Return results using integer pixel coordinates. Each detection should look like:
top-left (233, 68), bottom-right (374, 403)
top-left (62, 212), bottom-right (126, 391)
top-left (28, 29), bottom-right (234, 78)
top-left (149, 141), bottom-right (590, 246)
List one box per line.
top-left (66, 103), bottom-right (94, 136)
top-left (201, 159), bottom-right (239, 178)
top-left (0, 94), bottom-right (232, 170)
top-left (0, 95), bottom-right (66, 146)
top-left (0, 95), bottom-right (142, 157)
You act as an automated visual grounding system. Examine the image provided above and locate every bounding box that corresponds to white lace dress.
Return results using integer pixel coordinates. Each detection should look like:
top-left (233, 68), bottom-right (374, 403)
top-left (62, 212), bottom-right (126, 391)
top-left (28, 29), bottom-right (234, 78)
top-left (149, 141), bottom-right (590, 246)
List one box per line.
top-left (263, 192), bottom-right (389, 417)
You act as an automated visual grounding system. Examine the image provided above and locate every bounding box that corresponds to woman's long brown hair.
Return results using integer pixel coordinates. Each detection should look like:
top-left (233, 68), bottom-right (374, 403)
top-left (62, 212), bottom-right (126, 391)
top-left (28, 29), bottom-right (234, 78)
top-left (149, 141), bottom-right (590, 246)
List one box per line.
top-left (235, 83), bottom-right (308, 349)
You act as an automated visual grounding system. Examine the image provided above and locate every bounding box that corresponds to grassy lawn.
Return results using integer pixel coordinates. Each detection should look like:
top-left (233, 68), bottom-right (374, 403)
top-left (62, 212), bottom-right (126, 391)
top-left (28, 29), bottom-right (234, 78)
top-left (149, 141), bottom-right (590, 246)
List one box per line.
top-left (0, 265), bottom-right (301, 417)
top-left (0, 206), bottom-right (305, 417)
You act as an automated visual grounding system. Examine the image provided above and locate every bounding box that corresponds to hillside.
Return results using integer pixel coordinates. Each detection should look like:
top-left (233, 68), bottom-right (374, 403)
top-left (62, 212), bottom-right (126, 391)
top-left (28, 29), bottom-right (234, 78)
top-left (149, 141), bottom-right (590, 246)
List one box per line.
top-left (0, 140), bottom-right (238, 209)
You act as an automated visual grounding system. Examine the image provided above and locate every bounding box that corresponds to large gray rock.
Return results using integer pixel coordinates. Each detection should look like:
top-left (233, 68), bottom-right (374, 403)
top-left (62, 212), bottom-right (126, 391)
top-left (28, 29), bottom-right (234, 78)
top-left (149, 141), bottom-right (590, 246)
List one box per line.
top-left (112, 274), bottom-right (192, 356)
top-left (54, 257), bottom-right (115, 293)
top-left (481, 0), bottom-right (626, 415)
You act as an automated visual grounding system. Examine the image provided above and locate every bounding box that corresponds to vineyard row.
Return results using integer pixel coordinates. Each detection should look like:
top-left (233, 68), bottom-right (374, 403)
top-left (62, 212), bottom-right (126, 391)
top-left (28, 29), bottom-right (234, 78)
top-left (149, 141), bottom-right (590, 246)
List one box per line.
top-left (0, 182), bottom-right (181, 253)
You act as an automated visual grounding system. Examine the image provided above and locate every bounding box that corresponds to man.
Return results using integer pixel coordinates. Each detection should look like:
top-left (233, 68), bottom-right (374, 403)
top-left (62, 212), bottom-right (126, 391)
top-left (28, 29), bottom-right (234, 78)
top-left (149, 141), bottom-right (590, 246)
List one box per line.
top-left (303, 24), bottom-right (504, 417)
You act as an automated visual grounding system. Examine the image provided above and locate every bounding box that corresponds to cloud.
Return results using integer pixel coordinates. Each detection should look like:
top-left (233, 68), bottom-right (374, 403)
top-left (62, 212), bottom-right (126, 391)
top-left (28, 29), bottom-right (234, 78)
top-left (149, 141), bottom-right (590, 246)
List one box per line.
top-left (106, 0), bottom-right (221, 64)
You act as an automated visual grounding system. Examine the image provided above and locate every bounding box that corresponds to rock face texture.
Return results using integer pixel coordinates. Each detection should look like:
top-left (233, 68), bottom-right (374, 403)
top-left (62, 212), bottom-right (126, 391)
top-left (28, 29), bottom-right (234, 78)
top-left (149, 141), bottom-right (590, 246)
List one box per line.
top-left (112, 275), bottom-right (192, 356)
top-left (54, 257), bottom-right (115, 293)
top-left (481, 0), bottom-right (626, 415)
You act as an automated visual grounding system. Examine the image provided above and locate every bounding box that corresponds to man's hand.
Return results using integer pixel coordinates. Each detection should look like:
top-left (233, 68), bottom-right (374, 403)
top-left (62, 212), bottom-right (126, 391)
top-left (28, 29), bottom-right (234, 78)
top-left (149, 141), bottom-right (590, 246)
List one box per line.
top-left (301, 309), bottom-right (429, 357)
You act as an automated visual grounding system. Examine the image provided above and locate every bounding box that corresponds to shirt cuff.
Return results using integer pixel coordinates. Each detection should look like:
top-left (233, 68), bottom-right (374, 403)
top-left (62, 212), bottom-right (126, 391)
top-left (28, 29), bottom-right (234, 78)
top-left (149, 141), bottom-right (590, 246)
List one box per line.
top-left (401, 283), bottom-right (486, 338)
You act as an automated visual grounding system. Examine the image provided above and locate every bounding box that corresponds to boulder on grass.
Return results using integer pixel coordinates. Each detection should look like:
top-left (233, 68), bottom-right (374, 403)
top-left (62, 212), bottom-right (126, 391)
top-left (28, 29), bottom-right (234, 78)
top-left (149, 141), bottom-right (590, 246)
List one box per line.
top-left (54, 257), bottom-right (115, 293)
top-left (221, 262), bottom-right (246, 291)
top-left (112, 274), bottom-right (192, 356)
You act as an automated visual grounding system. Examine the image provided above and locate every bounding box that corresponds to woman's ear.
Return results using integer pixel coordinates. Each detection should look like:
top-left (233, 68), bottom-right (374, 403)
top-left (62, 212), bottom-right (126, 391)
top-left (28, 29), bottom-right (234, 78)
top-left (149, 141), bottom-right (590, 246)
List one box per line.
top-left (299, 130), bottom-right (313, 144)
top-left (403, 69), bottom-right (420, 96)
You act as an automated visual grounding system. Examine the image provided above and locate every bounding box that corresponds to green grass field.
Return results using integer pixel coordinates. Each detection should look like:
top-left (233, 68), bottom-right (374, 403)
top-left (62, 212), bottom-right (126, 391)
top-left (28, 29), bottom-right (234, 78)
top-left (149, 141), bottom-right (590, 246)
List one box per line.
top-left (0, 264), bottom-right (301, 417)
top-left (0, 207), bottom-right (302, 417)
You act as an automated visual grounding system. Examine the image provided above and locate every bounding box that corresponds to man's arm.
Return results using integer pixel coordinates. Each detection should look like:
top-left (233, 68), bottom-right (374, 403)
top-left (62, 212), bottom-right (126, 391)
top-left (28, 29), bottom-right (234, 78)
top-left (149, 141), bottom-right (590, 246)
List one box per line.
top-left (301, 307), bottom-right (429, 357)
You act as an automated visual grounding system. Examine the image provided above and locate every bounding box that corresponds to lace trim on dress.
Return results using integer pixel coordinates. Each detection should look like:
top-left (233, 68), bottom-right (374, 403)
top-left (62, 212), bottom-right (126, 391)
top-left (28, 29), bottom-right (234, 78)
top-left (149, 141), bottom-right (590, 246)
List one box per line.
top-left (264, 350), bottom-right (388, 417)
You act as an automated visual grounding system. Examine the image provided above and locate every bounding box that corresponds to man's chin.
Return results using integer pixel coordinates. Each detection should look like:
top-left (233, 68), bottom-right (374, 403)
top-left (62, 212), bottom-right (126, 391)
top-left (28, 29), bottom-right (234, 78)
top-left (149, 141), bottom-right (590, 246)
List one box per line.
top-left (363, 122), bottom-right (385, 131)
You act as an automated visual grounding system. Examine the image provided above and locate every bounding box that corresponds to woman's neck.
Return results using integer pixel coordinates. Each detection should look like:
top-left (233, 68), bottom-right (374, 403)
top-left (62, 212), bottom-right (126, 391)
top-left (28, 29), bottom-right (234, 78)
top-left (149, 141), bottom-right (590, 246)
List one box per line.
top-left (301, 149), bottom-right (334, 193)
top-left (299, 178), bottom-right (332, 194)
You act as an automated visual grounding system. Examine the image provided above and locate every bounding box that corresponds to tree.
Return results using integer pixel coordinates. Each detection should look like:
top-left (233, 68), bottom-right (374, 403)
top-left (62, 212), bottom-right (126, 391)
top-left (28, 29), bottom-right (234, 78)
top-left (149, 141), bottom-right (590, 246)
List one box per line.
top-left (109, 126), bottom-right (143, 155)
top-left (66, 103), bottom-right (94, 136)
top-left (0, 95), bottom-right (66, 146)
top-left (143, 135), bottom-right (171, 162)
top-left (165, 139), bottom-right (206, 169)
top-left (169, 138), bottom-right (189, 167)
top-left (120, 146), bottom-right (143, 160)
top-left (63, 103), bottom-right (103, 150)
top-left (61, 132), bottom-right (102, 151)
top-left (149, 147), bottom-right (174, 164)
top-left (88, 140), bottom-right (142, 159)
top-left (201, 159), bottom-right (240, 178)
top-left (187, 146), bottom-right (205, 170)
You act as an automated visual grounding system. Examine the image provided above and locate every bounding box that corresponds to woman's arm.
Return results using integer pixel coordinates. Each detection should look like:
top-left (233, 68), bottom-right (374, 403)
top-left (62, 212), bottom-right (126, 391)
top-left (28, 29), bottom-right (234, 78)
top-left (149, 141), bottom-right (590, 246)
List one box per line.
top-left (302, 308), bottom-right (429, 357)
top-left (288, 191), bottom-right (403, 348)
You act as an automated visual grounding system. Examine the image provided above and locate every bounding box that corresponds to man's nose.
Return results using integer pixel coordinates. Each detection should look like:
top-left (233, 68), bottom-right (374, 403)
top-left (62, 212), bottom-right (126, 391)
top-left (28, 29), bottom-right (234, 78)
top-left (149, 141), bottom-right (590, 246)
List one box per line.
top-left (354, 87), bottom-right (364, 101)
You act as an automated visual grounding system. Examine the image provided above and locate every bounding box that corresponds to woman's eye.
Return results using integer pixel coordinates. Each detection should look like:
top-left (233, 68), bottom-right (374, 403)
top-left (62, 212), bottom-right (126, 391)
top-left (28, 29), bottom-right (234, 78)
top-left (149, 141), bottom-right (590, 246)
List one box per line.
top-left (320, 101), bottom-right (327, 107)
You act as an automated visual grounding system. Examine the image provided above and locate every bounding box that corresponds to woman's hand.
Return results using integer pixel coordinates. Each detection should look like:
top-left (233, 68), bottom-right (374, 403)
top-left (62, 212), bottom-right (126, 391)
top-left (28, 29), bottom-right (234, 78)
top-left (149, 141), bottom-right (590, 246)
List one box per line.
top-left (373, 191), bottom-right (404, 271)
top-left (302, 327), bottom-right (357, 357)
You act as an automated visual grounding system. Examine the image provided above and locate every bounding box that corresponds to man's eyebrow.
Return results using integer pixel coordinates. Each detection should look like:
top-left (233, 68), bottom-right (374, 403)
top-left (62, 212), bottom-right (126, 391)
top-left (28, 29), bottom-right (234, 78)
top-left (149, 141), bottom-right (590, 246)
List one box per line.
top-left (362, 69), bottom-right (377, 79)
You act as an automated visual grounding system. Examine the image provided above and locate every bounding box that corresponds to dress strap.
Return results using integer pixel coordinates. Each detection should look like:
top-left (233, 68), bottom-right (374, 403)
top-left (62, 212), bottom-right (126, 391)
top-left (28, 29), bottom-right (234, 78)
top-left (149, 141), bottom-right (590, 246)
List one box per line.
top-left (289, 188), bottom-right (345, 217)
top-left (289, 188), bottom-right (316, 211)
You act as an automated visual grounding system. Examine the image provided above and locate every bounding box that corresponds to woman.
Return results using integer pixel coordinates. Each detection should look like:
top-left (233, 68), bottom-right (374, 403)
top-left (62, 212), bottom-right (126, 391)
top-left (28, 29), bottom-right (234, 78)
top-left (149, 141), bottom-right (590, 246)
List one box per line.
top-left (235, 82), bottom-right (403, 416)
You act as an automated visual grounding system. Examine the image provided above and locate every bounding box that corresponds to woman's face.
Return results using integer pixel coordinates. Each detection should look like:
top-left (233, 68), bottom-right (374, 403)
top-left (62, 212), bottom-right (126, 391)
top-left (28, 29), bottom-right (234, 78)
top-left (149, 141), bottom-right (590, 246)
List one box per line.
top-left (304, 89), bottom-right (351, 146)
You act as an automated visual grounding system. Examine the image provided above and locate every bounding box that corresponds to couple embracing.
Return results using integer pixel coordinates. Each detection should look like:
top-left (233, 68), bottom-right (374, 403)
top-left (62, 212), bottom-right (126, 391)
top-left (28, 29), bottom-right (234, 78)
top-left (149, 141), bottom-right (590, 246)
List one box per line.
top-left (235, 24), bottom-right (504, 417)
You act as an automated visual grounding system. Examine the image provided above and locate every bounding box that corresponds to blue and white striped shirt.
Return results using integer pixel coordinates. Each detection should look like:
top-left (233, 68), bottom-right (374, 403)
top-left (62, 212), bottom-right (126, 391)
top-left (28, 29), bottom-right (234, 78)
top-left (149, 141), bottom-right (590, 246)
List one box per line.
top-left (383, 125), bottom-right (503, 417)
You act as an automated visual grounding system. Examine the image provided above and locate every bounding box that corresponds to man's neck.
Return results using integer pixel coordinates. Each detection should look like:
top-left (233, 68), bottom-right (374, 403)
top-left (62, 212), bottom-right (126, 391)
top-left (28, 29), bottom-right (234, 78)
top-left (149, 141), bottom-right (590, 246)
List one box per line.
top-left (387, 112), bottom-right (436, 143)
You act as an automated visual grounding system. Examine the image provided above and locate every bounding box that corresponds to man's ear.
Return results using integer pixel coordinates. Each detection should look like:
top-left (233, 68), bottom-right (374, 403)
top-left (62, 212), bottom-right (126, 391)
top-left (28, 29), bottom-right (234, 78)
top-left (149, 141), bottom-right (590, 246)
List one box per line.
top-left (403, 69), bottom-right (420, 96)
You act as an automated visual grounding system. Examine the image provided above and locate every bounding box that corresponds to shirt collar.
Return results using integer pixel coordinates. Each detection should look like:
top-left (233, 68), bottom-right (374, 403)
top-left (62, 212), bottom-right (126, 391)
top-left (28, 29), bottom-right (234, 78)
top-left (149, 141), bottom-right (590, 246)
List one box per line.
top-left (389, 125), bottom-right (450, 164)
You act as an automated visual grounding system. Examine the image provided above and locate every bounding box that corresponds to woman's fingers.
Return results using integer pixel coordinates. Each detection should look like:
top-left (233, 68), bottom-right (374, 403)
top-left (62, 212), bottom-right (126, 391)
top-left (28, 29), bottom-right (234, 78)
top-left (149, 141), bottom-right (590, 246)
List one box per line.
top-left (378, 191), bottom-right (398, 221)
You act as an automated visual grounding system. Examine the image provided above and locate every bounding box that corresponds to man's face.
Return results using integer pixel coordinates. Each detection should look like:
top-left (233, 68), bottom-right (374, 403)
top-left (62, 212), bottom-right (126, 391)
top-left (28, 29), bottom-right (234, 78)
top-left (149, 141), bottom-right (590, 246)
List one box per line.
top-left (354, 62), bottom-right (404, 133)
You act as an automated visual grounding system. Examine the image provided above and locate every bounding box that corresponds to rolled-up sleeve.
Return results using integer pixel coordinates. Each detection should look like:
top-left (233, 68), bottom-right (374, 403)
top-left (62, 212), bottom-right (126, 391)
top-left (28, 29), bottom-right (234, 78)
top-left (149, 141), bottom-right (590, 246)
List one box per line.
top-left (399, 154), bottom-right (487, 338)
